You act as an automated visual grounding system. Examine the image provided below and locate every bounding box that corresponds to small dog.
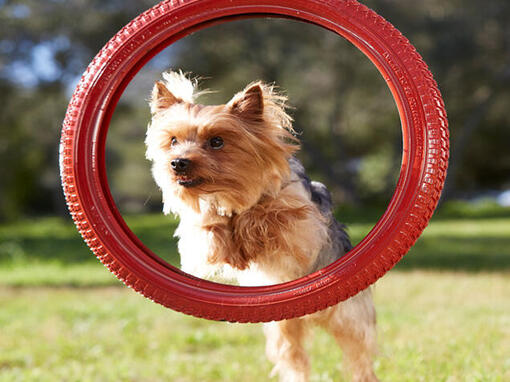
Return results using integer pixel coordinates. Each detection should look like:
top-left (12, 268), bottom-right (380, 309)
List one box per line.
top-left (145, 71), bottom-right (378, 382)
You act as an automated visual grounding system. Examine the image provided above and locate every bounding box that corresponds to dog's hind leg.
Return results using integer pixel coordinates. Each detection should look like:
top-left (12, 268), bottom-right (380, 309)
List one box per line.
top-left (263, 318), bottom-right (310, 382)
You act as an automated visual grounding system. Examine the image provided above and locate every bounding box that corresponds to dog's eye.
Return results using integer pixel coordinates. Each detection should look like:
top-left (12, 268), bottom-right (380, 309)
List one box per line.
top-left (209, 136), bottom-right (224, 149)
top-left (171, 136), bottom-right (178, 146)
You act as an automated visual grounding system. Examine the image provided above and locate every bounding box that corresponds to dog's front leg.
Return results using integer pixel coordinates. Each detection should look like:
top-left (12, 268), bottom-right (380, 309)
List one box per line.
top-left (264, 319), bottom-right (310, 382)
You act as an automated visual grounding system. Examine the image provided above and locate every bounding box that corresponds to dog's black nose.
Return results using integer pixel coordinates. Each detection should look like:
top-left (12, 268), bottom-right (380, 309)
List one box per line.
top-left (171, 158), bottom-right (191, 172)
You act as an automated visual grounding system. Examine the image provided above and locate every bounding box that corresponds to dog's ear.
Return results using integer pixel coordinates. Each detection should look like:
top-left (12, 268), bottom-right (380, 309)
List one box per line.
top-left (229, 83), bottom-right (264, 122)
top-left (150, 81), bottom-right (180, 114)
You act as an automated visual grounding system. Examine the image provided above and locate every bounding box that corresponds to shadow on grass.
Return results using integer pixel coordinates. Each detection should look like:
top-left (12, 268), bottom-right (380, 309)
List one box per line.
top-left (1, 204), bottom-right (509, 273)
top-left (136, 231), bottom-right (180, 266)
top-left (339, 202), bottom-right (510, 272)
top-left (0, 234), bottom-right (181, 267)
top-left (3, 229), bottom-right (508, 273)
top-left (337, 202), bottom-right (510, 224)
top-left (396, 236), bottom-right (510, 272)
top-left (0, 215), bottom-right (181, 267)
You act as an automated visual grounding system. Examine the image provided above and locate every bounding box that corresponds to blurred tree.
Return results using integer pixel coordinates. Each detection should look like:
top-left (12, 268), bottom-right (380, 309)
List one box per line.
top-left (367, 0), bottom-right (510, 198)
top-left (0, 0), bottom-right (509, 221)
top-left (0, 0), bottom-right (157, 220)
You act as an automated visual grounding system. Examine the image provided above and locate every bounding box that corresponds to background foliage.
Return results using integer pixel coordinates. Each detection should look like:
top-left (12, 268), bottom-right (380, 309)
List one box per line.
top-left (1, 0), bottom-right (509, 221)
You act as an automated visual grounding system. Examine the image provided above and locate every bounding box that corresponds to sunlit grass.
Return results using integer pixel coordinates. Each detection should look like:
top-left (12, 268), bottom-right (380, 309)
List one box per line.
top-left (0, 271), bottom-right (508, 381)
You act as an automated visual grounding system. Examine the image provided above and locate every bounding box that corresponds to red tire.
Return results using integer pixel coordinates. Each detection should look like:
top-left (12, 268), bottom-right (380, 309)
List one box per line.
top-left (60, 0), bottom-right (448, 323)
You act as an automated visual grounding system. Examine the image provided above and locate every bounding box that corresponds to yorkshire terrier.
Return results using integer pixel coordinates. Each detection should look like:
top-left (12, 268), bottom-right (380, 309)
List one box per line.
top-left (145, 71), bottom-right (378, 382)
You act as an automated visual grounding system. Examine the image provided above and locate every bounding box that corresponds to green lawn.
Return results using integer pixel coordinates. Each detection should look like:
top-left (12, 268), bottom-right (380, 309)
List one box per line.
top-left (0, 205), bottom-right (509, 381)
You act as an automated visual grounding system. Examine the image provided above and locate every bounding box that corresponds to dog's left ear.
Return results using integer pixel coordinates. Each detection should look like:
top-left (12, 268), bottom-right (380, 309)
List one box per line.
top-left (150, 81), bottom-right (181, 115)
top-left (229, 83), bottom-right (264, 122)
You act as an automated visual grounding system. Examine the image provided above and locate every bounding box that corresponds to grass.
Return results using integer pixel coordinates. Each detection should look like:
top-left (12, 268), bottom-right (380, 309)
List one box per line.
top-left (0, 203), bottom-right (509, 380)
top-left (0, 273), bottom-right (508, 381)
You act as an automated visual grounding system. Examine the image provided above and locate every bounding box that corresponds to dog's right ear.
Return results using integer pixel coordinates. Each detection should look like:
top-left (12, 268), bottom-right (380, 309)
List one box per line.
top-left (150, 81), bottom-right (180, 114)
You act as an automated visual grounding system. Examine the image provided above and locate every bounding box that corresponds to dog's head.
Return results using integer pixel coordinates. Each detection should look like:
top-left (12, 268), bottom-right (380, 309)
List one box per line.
top-left (145, 71), bottom-right (298, 216)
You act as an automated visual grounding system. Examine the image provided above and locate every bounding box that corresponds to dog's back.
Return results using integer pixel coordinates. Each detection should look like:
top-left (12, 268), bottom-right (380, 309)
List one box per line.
top-left (289, 157), bottom-right (352, 272)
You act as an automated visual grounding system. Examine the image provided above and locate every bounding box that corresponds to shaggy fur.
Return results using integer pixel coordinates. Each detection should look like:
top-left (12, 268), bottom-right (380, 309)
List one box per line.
top-left (146, 71), bottom-right (379, 382)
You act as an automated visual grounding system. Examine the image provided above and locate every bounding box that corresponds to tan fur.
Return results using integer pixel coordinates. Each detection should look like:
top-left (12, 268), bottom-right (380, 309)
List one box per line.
top-left (265, 289), bottom-right (378, 382)
top-left (146, 71), bottom-right (378, 381)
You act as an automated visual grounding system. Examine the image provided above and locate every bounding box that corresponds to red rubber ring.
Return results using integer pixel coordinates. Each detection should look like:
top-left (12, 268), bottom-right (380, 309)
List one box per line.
top-left (60, 0), bottom-right (449, 323)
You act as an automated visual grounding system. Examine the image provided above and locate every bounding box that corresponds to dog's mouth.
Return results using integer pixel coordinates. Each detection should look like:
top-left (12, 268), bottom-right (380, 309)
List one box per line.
top-left (176, 175), bottom-right (204, 188)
